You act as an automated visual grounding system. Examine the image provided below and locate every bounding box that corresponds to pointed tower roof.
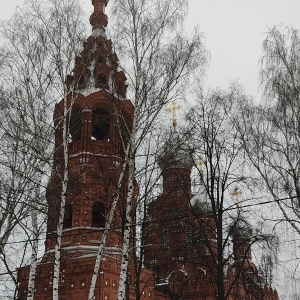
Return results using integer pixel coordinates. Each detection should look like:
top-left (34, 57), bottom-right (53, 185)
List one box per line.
top-left (90, 0), bottom-right (109, 32)
top-left (66, 0), bottom-right (127, 98)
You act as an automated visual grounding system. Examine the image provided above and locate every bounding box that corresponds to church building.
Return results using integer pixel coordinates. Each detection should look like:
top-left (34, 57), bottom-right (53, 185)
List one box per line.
top-left (17, 1), bottom-right (279, 299)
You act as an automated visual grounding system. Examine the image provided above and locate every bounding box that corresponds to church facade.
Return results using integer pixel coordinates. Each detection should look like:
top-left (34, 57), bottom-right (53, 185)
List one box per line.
top-left (17, 1), bottom-right (279, 299)
top-left (143, 131), bottom-right (279, 299)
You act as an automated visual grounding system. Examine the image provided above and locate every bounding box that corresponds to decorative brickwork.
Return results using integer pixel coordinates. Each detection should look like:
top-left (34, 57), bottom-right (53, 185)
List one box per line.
top-left (17, 1), bottom-right (279, 299)
top-left (17, 1), bottom-right (138, 299)
top-left (143, 130), bottom-right (279, 299)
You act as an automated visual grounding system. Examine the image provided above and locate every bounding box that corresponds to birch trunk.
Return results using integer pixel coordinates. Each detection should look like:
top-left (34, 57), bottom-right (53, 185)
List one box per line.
top-left (52, 93), bottom-right (70, 300)
top-left (26, 189), bottom-right (39, 300)
top-left (26, 170), bottom-right (46, 300)
top-left (88, 144), bottom-right (130, 300)
top-left (117, 155), bottom-right (135, 300)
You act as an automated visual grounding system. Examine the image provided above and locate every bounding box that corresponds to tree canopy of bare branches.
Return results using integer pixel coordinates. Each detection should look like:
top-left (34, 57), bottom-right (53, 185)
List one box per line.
top-left (233, 26), bottom-right (300, 297)
top-left (186, 87), bottom-right (278, 299)
top-left (0, 0), bottom-right (86, 298)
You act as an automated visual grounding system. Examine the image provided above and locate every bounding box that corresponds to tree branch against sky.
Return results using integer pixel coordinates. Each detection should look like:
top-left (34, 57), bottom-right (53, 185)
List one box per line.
top-left (2, 0), bottom-right (300, 99)
top-left (1, 1), bottom-right (300, 299)
top-left (0, 0), bottom-right (86, 298)
top-left (232, 25), bottom-right (300, 297)
top-left (87, 1), bottom-right (207, 298)
top-left (186, 87), bottom-right (278, 299)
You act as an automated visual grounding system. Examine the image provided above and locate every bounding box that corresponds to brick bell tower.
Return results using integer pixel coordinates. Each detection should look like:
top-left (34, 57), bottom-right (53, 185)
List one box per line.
top-left (18, 1), bottom-right (138, 299)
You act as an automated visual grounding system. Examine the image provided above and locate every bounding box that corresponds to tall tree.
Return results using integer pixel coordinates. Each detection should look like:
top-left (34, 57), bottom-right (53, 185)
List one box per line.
top-left (185, 87), bottom-right (277, 300)
top-left (88, 0), bottom-right (207, 299)
top-left (236, 26), bottom-right (300, 297)
top-left (113, 0), bottom-right (206, 298)
top-left (0, 0), bottom-right (86, 299)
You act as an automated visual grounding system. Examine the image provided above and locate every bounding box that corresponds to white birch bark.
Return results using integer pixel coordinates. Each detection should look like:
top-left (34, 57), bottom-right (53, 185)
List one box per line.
top-left (52, 92), bottom-right (70, 300)
top-left (88, 144), bottom-right (130, 300)
top-left (26, 179), bottom-right (41, 300)
top-left (117, 155), bottom-right (135, 300)
top-left (26, 208), bottom-right (38, 300)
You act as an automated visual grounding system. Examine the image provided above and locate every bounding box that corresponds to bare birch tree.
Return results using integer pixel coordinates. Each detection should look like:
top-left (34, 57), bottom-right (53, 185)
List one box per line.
top-left (0, 105), bottom-right (47, 299)
top-left (185, 87), bottom-right (277, 300)
top-left (258, 26), bottom-right (300, 231)
top-left (2, 1), bottom-right (205, 299)
top-left (0, 0), bottom-right (86, 299)
top-left (235, 26), bottom-right (300, 297)
top-left (87, 0), bottom-right (207, 299)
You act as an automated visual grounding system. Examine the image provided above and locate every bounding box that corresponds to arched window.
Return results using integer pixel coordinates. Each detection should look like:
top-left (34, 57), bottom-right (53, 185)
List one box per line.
top-left (92, 108), bottom-right (110, 141)
top-left (168, 174), bottom-right (176, 187)
top-left (92, 202), bottom-right (106, 227)
top-left (172, 225), bottom-right (181, 260)
top-left (70, 108), bottom-right (82, 141)
top-left (63, 203), bottom-right (73, 229)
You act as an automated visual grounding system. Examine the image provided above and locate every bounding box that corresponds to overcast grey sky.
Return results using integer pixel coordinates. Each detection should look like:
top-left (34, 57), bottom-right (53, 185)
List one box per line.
top-left (186, 0), bottom-right (300, 100)
top-left (1, 1), bottom-right (300, 297)
top-left (1, 0), bottom-right (300, 101)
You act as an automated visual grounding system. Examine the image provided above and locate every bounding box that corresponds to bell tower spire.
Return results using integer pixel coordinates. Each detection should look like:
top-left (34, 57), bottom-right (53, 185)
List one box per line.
top-left (90, 0), bottom-right (109, 31)
top-left (17, 0), bottom-right (138, 299)
top-left (65, 0), bottom-right (127, 98)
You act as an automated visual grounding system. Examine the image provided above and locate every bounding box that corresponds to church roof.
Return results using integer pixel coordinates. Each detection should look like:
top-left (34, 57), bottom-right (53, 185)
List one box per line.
top-left (66, 0), bottom-right (127, 98)
top-left (230, 215), bottom-right (253, 238)
top-left (157, 130), bottom-right (194, 170)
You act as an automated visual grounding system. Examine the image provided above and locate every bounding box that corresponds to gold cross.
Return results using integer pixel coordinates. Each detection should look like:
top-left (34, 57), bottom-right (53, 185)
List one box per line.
top-left (197, 159), bottom-right (206, 179)
top-left (197, 159), bottom-right (206, 170)
top-left (231, 186), bottom-right (242, 208)
top-left (167, 101), bottom-right (182, 129)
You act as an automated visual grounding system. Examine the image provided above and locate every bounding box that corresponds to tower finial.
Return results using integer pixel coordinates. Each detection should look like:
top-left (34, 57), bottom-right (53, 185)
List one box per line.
top-left (231, 186), bottom-right (242, 211)
top-left (167, 101), bottom-right (182, 129)
top-left (197, 158), bottom-right (206, 177)
top-left (90, 0), bottom-right (109, 30)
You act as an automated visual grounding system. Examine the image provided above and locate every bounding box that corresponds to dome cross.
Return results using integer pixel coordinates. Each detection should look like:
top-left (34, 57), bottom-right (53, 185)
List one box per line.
top-left (167, 101), bottom-right (182, 129)
top-left (231, 186), bottom-right (242, 210)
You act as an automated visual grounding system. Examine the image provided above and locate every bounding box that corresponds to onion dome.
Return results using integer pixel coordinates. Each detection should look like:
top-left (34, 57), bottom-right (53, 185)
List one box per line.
top-left (230, 216), bottom-right (253, 238)
top-left (157, 130), bottom-right (194, 170)
top-left (190, 186), bottom-right (213, 214)
top-left (66, 0), bottom-right (127, 98)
